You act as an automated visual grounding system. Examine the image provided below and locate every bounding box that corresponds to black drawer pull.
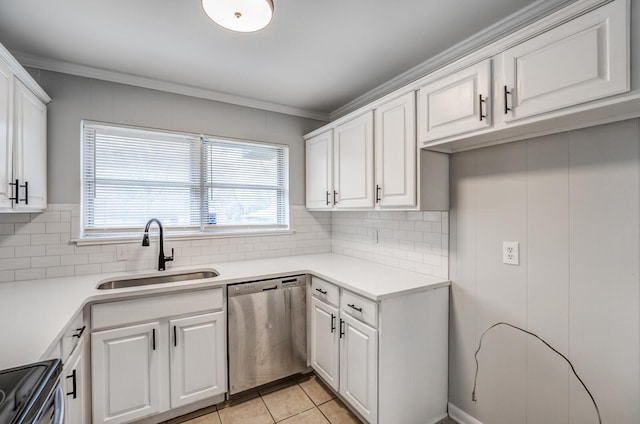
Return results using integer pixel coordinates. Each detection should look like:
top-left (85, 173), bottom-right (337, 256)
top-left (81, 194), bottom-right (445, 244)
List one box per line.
top-left (347, 303), bottom-right (363, 313)
top-left (282, 278), bottom-right (297, 284)
top-left (66, 369), bottom-right (77, 399)
top-left (504, 85), bottom-right (512, 114)
top-left (315, 287), bottom-right (328, 295)
top-left (152, 328), bottom-right (156, 350)
top-left (173, 325), bottom-right (177, 347)
top-left (339, 319), bottom-right (345, 338)
top-left (479, 94), bottom-right (487, 121)
top-left (331, 314), bottom-right (336, 333)
top-left (72, 326), bottom-right (86, 339)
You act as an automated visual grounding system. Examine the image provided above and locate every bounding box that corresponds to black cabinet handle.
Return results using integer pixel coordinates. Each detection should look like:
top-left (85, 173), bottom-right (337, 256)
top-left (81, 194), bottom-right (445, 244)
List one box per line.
top-left (152, 328), bottom-right (156, 351)
top-left (333, 191), bottom-right (338, 205)
top-left (347, 303), bottom-right (363, 313)
top-left (173, 325), bottom-right (177, 347)
top-left (20, 181), bottom-right (28, 205)
top-left (66, 369), bottom-right (77, 399)
top-left (315, 287), bottom-right (327, 295)
top-left (8, 179), bottom-right (18, 203)
top-left (72, 326), bottom-right (86, 339)
top-left (326, 191), bottom-right (330, 206)
top-left (376, 185), bottom-right (381, 203)
top-left (331, 314), bottom-right (336, 333)
top-left (479, 94), bottom-right (487, 121)
top-left (262, 285), bottom-right (278, 291)
top-left (504, 86), bottom-right (512, 115)
top-left (339, 319), bottom-right (345, 338)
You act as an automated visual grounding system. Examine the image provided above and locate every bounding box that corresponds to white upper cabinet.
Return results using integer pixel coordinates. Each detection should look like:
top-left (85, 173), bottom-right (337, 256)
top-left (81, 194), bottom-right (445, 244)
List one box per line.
top-left (374, 92), bottom-right (416, 208)
top-left (418, 59), bottom-right (492, 143)
top-left (333, 112), bottom-right (374, 208)
top-left (305, 130), bottom-right (333, 209)
top-left (0, 42), bottom-right (50, 213)
top-left (0, 60), bottom-right (13, 209)
top-left (12, 79), bottom-right (47, 211)
top-left (502, 0), bottom-right (629, 122)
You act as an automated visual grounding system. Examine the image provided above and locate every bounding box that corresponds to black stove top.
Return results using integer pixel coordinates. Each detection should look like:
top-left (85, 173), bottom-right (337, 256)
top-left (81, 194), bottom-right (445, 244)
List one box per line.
top-left (0, 360), bottom-right (61, 424)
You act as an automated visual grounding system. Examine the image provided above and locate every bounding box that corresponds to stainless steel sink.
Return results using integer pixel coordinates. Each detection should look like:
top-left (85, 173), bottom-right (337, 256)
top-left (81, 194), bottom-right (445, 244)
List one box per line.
top-left (96, 269), bottom-right (219, 290)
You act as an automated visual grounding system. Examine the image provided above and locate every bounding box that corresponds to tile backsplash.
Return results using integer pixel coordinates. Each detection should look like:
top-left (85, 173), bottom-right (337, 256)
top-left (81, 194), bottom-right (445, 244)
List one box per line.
top-left (0, 205), bottom-right (449, 282)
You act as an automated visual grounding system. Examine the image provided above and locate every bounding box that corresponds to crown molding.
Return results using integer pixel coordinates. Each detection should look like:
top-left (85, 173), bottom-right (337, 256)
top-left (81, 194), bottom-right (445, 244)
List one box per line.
top-left (13, 51), bottom-right (329, 122)
top-left (0, 44), bottom-right (51, 103)
top-left (329, 0), bottom-right (578, 120)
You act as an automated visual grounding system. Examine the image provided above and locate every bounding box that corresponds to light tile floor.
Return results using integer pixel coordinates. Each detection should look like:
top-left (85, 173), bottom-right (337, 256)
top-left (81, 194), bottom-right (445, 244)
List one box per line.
top-left (166, 374), bottom-right (458, 424)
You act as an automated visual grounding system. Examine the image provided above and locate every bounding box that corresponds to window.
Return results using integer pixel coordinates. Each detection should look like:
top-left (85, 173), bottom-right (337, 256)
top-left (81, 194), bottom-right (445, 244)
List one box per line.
top-left (81, 121), bottom-right (289, 239)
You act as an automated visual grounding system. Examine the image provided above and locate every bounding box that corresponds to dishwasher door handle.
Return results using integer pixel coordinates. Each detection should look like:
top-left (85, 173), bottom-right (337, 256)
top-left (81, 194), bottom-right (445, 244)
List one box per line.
top-left (262, 285), bottom-right (278, 291)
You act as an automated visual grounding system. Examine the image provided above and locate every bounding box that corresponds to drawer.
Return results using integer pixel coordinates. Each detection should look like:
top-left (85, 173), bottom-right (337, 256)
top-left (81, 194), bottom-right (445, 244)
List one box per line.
top-left (61, 311), bottom-right (86, 361)
top-left (91, 287), bottom-right (224, 331)
top-left (341, 290), bottom-right (378, 328)
top-left (311, 277), bottom-right (339, 306)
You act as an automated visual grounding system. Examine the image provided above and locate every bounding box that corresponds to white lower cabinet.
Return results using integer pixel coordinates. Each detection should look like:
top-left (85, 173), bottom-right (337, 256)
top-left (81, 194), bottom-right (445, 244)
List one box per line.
top-left (170, 311), bottom-right (226, 408)
top-left (339, 313), bottom-right (378, 424)
top-left (63, 339), bottom-right (86, 424)
top-left (310, 297), bottom-right (340, 391)
top-left (310, 279), bottom-right (448, 424)
top-left (91, 322), bottom-right (162, 424)
top-left (90, 288), bottom-right (226, 424)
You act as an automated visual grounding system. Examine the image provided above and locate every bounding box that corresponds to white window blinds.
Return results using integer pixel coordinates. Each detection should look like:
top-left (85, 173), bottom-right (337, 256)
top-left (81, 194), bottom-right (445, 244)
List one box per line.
top-left (82, 122), bottom-right (289, 238)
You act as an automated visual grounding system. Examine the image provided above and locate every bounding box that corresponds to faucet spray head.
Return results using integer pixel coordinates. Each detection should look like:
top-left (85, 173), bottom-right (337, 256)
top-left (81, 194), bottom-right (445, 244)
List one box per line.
top-left (142, 233), bottom-right (150, 246)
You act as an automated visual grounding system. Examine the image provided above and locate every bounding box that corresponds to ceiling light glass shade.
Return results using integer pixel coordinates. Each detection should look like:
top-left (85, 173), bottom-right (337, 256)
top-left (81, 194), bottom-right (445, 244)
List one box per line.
top-left (202, 0), bottom-right (274, 33)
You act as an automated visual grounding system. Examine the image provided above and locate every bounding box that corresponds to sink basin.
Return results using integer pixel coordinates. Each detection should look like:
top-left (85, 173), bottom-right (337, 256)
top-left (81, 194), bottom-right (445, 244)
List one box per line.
top-left (96, 269), bottom-right (219, 290)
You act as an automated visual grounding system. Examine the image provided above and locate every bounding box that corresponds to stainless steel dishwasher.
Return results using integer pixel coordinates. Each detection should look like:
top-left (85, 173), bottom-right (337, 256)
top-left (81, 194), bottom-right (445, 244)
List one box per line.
top-left (227, 275), bottom-right (307, 394)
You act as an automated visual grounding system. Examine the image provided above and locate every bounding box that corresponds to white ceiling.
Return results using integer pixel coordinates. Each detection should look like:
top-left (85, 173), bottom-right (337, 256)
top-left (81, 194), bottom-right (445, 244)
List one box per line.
top-left (0, 0), bottom-right (573, 120)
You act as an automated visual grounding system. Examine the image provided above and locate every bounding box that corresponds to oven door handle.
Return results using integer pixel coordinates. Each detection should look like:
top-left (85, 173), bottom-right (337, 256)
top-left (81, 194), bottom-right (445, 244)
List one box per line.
top-left (52, 385), bottom-right (65, 424)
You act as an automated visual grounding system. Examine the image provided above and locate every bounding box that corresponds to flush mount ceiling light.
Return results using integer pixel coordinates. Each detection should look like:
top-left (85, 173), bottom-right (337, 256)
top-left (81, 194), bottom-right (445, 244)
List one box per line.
top-left (202, 0), bottom-right (274, 33)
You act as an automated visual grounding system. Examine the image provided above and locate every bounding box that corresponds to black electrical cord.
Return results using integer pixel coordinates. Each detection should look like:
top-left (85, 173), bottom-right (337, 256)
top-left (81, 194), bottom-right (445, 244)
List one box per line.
top-left (472, 322), bottom-right (601, 424)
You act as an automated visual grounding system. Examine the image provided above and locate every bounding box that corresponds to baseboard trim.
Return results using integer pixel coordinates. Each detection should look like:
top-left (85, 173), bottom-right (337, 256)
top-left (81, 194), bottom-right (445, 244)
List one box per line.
top-left (448, 403), bottom-right (484, 424)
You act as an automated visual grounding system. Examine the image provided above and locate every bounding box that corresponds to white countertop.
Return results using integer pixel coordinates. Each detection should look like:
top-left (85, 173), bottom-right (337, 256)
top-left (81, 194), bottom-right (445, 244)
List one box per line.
top-left (0, 253), bottom-right (449, 369)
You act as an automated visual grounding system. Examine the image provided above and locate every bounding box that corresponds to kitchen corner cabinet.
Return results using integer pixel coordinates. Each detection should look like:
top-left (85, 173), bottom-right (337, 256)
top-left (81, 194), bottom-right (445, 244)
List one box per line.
top-left (333, 112), bottom-right (374, 208)
top-left (374, 92), bottom-right (416, 208)
top-left (418, 59), bottom-right (492, 143)
top-left (0, 43), bottom-right (49, 212)
top-left (90, 288), bottom-right (226, 424)
top-left (502, 0), bottom-right (628, 122)
top-left (305, 130), bottom-right (333, 209)
top-left (310, 277), bottom-right (448, 424)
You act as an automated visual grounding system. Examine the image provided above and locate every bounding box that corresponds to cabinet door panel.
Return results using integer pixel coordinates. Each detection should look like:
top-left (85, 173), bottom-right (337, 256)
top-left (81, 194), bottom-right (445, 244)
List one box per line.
top-left (0, 61), bottom-right (12, 209)
top-left (13, 79), bottom-right (46, 211)
top-left (418, 59), bottom-right (491, 143)
top-left (306, 131), bottom-right (333, 209)
top-left (334, 112), bottom-right (374, 208)
top-left (311, 298), bottom-right (339, 391)
top-left (503, 0), bottom-right (628, 121)
top-left (91, 322), bottom-right (161, 424)
top-left (63, 340), bottom-right (85, 424)
top-left (375, 92), bottom-right (416, 208)
top-left (170, 311), bottom-right (226, 408)
top-left (340, 314), bottom-right (377, 424)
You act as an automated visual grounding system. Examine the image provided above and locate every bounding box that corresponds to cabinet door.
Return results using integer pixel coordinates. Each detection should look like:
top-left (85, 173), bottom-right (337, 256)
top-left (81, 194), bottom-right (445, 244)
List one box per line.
top-left (340, 314), bottom-right (378, 424)
top-left (305, 131), bottom-right (333, 209)
top-left (91, 322), bottom-right (162, 424)
top-left (418, 59), bottom-right (491, 143)
top-left (334, 112), bottom-right (374, 208)
top-left (0, 61), bottom-right (12, 209)
top-left (63, 340), bottom-right (85, 424)
top-left (169, 311), bottom-right (226, 408)
top-left (13, 79), bottom-right (46, 211)
top-left (310, 297), bottom-right (340, 391)
top-left (503, 0), bottom-right (628, 122)
top-left (374, 92), bottom-right (416, 208)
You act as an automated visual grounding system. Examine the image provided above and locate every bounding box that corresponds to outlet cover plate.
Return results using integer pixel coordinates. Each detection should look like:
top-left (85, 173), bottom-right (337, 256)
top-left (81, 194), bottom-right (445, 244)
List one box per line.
top-left (503, 241), bottom-right (519, 265)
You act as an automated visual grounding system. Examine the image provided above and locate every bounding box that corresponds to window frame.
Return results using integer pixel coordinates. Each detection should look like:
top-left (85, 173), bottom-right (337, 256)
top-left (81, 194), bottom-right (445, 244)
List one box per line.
top-left (79, 120), bottom-right (291, 243)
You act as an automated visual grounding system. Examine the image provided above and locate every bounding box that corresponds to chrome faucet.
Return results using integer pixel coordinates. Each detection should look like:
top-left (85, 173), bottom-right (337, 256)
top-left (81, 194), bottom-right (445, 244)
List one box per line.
top-left (142, 218), bottom-right (174, 271)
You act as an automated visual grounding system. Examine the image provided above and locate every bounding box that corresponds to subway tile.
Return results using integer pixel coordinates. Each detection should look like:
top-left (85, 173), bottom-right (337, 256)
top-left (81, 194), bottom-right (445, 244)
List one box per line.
top-left (46, 244), bottom-right (76, 256)
top-left (1, 235), bottom-right (30, 246)
top-left (61, 254), bottom-right (88, 266)
top-left (32, 256), bottom-right (61, 268)
top-left (0, 247), bottom-right (14, 258)
top-left (423, 211), bottom-right (442, 222)
top-left (0, 270), bottom-right (15, 282)
top-left (46, 266), bottom-right (75, 278)
top-left (15, 245), bottom-right (46, 257)
top-left (0, 214), bottom-right (30, 223)
top-left (75, 264), bottom-right (102, 276)
top-left (15, 268), bottom-right (46, 281)
top-left (0, 257), bottom-right (30, 270)
top-left (0, 224), bottom-right (15, 235)
top-left (101, 262), bottom-right (127, 273)
top-left (14, 222), bottom-right (45, 235)
top-left (31, 211), bottom-right (61, 223)
top-left (31, 233), bottom-right (60, 245)
top-left (46, 222), bottom-right (71, 233)
top-left (89, 252), bottom-right (115, 264)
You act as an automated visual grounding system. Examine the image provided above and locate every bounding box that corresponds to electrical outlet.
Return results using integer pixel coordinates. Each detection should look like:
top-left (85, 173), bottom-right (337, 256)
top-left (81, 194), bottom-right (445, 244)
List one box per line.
top-left (116, 245), bottom-right (128, 261)
top-left (503, 241), bottom-right (519, 265)
top-left (369, 229), bottom-right (378, 244)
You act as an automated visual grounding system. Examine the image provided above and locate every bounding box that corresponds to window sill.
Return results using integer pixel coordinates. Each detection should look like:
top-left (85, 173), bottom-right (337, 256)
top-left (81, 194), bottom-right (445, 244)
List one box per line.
top-left (72, 229), bottom-right (297, 246)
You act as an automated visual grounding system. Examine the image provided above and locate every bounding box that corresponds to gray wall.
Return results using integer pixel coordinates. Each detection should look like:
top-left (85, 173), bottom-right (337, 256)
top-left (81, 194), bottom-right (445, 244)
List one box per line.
top-left (449, 119), bottom-right (640, 423)
top-left (27, 68), bottom-right (325, 205)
